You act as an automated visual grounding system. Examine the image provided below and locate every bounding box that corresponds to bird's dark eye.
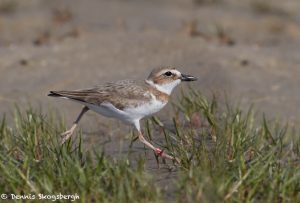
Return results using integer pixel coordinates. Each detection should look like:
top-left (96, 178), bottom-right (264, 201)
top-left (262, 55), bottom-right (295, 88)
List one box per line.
top-left (164, 71), bottom-right (172, 76)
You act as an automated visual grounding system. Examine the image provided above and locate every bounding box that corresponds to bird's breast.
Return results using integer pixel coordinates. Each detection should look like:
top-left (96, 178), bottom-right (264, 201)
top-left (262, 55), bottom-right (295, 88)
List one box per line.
top-left (123, 97), bottom-right (167, 119)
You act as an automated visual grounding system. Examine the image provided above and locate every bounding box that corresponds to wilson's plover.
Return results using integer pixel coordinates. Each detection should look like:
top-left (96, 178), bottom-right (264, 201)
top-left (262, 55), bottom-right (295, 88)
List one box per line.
top-left (48, 67), bottom-right (197, 161)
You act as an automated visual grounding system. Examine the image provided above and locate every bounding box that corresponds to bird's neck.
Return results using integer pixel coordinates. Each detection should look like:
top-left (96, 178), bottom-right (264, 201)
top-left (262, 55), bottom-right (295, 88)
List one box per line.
top-left (145, 79), bottom-right (180, 95)
top-left (144, 80), bottom-right (170, 103)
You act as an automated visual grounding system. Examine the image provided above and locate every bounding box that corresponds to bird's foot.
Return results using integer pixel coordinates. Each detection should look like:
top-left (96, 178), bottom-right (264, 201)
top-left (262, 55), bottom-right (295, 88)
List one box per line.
top-left (60, 129), bottom-right (74, 145)
top-left (155, 148), bottom-right (164, 156)
top-left (155, 148), bottom-right (180, 164)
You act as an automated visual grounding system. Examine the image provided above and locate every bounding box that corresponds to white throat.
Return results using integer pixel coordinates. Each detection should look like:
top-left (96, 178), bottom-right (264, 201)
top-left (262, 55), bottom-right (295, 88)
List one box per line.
top-left (145, 79), bottom-right (181, 95)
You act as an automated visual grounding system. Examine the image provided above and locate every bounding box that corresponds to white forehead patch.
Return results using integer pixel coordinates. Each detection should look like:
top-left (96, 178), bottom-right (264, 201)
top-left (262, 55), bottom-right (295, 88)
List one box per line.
top-left (171, 69), bottom-right (181, 76)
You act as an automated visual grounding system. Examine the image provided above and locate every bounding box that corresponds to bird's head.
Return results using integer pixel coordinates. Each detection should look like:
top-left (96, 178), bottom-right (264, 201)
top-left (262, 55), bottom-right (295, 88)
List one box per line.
top-left (145, 67), bottom-right (197, 95)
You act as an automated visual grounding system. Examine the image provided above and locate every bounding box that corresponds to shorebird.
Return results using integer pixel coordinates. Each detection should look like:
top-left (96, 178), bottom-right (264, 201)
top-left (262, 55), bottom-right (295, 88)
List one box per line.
top-left (48, 67), bottom-right (197, 161)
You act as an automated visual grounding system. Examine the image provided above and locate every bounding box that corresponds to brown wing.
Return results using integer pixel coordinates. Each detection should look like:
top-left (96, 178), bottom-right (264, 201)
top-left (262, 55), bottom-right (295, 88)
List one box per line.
top-left (48, 80), bottom-right (151, 110)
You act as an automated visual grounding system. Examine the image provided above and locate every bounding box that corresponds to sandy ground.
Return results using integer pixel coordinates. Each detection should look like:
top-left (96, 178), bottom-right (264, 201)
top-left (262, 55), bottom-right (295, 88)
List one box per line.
top-left (0, 0), bottom-right (300, 197)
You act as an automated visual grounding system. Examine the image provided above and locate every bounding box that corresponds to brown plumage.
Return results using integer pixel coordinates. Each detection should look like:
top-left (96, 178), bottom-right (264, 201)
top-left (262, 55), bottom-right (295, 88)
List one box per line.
top-left (48, 80), bottom-right (169, 110)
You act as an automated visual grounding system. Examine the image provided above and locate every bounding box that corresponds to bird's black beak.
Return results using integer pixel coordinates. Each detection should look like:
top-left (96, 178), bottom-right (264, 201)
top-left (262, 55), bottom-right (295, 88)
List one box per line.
top-left (181, 74), bottom-right (197, 81)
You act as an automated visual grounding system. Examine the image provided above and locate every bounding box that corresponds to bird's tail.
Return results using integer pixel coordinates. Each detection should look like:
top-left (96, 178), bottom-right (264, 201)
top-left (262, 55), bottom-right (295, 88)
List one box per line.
top-left (48, 91), bottom-right (64, 97)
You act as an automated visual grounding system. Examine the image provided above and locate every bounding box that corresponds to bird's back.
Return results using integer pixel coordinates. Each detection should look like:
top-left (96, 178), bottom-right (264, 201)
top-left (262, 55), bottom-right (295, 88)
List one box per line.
top-left (48, 80), bottom-right (153, 110)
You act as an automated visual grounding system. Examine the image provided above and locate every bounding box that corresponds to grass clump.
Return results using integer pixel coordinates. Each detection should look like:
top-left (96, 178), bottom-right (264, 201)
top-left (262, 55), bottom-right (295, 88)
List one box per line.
top-left (0, 90), bottom-right (299, 202)
top-left (147, 90), bottom-right (300, 203)
top-left (0, 108), bottom-right (160, 202)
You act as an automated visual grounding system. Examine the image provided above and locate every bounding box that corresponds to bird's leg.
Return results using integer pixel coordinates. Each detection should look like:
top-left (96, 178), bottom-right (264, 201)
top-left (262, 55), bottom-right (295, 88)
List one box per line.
top-left (61, 106), bottom-right (89, 145)
top-left (138, 131), bottom-right (178, 162)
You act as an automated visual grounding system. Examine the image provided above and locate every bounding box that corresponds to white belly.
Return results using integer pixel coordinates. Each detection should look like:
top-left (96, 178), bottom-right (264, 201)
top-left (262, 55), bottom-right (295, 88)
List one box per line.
top-left (86, 99), bottom-right (167, 125)
top-left (123, 99), bottom-right (167, 120)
